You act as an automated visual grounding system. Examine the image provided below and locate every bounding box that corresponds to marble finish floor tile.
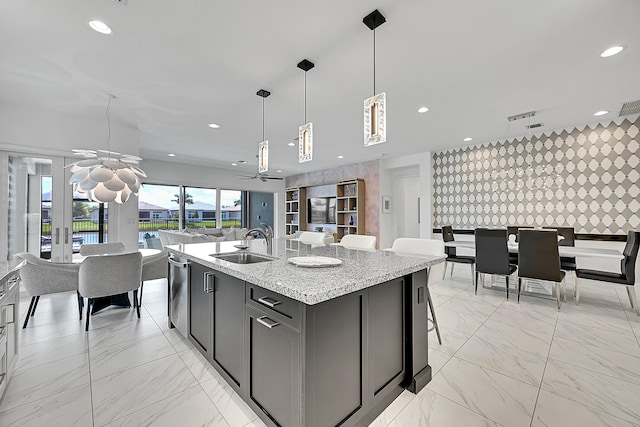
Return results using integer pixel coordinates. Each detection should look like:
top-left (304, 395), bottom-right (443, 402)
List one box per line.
top-left (437, 297), bottom-right (498, 319)
top-left (0, 353), bottom-right (90, 412)
top-left (89, 332), bottom-right (176, 380)
top-left (541, 359), bottom-right (640, 424)
top-left (550, 335), bottom-right (640, 385)
top-left (19, 317), bottom-right (86, 346)
top-left (368, 390), bottom-right (415, 426)
top-left (88, 316), bottom-right (163, 349)
top-left (554, 321), bottom-right (640, 357)
top-left (558, 303), bottom-right (634, 336)
top-left (0, 384), bottom-right (92, 427)
top-left (179, 347), bottom-right (224, 384)
top-left (91, 354), bottom-right (198, 426)
top-left (201, 377), bottom-right (259, 427)
top-left (455, 318), bottom-right (552, 386)
top-left (532, 389), bottom-right (638, 427)
top-left (389, 388), bottom-right (499, 427)
top-left (427, 357), bottom-right (538, 427)
top-left (489, 302), bottom-right (559, 336)
top-left (16, 332), bottom-right (89, 370)
top-left (428, 347), bottom-right (452, 376)
top-left (103, 385), bottom-right (228, 427)
top-left (163, 327), bottom-right (194, 353)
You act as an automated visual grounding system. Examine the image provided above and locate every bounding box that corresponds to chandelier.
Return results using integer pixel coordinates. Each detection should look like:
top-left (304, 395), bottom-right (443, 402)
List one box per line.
top-left (66, 95), bottom-right (146, 204)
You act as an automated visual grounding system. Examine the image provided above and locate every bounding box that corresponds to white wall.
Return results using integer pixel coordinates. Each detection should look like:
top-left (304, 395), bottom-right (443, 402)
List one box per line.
top-left (379, 152), bottom-right (433, 249)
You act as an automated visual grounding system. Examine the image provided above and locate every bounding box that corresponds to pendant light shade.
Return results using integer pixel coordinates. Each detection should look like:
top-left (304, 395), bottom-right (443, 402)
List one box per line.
top-left (257, 89), bottom-right (271, 173)
top-left (363, 9), bottom-right (387, 146)
top-left (297, 59), bottom-right (315, 163)
top-left (66, 96), bottom-right (145, 204)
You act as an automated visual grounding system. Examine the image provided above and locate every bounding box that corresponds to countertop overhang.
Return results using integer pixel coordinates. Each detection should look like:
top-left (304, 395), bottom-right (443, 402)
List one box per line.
top-left (166, 239), bottom-right (445, 305)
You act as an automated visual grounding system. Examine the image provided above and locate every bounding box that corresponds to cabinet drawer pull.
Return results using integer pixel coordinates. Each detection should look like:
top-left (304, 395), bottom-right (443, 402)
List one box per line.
top-left (203, 272), bottom-right (215, 293)
top-left (256, 316), bottom-right (280, 329)
top-left (257, 296), bottom-right (281, 308)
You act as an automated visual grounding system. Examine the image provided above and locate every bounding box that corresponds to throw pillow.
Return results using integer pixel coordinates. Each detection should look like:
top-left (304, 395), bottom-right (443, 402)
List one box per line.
top-left (236, 228), bottom-right (249, 240)
top-left (222, 227), bottom-right (237, 241)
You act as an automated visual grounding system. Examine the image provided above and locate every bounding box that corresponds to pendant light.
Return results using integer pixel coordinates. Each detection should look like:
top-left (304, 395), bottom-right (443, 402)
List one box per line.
top-left (66, 95), bottom-right (146, 204)
top-left (297, 59), bottom-right (315, 163)
top-left (257, 89), bottom-right (271, 173)
top-left (363, 9), bottom-right (387, 146)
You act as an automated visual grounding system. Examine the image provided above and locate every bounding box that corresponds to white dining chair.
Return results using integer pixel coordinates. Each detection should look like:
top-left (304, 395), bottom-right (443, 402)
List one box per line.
top-left (389, 238), bottom-right (445, 344)
top-left (298, 231), bottom-right (327, 244)
top-left (337, 234), bottom-right (376, 250)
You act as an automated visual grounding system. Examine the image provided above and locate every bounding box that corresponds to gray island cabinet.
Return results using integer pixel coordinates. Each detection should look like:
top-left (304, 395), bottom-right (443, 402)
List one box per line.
top-left (167, 240), bottom-right (444, 427)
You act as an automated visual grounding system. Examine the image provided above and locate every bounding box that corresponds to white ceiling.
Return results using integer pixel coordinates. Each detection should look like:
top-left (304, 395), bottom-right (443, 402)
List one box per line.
top-left (1, 0), bottom-right (639, 176)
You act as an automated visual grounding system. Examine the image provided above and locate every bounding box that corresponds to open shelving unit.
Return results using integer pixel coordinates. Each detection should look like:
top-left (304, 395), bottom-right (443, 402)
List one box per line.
top-left (285, 187), bottom-right (306, 235)
top-left (336, 179), bottom-right (365, 240)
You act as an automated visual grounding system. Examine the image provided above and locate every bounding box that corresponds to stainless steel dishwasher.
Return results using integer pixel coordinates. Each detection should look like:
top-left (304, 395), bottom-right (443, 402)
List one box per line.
top-left (168, 255), bottom-right (190, 337)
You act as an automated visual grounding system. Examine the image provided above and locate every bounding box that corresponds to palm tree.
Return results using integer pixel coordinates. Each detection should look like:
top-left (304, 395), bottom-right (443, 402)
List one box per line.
top-left (171, 193), bottom-right (194, 205)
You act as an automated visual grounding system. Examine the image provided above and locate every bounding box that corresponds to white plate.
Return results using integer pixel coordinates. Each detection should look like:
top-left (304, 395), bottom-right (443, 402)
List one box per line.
top-left (288, 256), bottom-right (343, 268)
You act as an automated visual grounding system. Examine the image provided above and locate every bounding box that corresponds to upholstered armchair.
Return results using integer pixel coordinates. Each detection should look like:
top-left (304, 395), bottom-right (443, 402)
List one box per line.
top-left (14, 252), bottom-right (81, 328)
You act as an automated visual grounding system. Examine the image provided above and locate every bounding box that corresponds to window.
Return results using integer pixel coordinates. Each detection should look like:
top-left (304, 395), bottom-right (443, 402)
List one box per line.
top-left (137, 184), bottom-right (180, 243)
top-left (183, 187), bottom-right (217, 228)
top-left (221, 190), bottom-right (242, 228)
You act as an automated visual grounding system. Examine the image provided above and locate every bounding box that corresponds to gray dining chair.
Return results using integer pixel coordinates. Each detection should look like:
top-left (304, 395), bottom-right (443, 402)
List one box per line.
top-left (575, 230), bottom-right (640, 313)
top-left (79, 251), bottom-right (143, 331)
top-left (390, 238), bottom-right (445, 345)
top-left (517, 229), bottom-right (566, 310)
top-left (14, 252), bottom-right (82, 328)
top-left (79, 242), bottom-right (125, 256)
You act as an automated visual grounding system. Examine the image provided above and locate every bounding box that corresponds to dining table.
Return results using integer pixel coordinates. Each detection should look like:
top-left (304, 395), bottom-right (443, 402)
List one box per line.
top-left (443, 240), bottom-right (624, 297)
top-left (444, 241), bottom-right (625, 260)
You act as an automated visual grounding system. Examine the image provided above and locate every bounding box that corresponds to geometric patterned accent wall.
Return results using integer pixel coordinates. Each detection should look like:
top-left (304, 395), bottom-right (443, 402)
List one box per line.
top-left (433, 115), bottom-right (640, 234)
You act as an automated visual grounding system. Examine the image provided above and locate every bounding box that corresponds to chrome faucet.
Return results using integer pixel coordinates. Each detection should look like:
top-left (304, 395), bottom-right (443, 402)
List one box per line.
top-left (242, 223), bottom-right (273, 254)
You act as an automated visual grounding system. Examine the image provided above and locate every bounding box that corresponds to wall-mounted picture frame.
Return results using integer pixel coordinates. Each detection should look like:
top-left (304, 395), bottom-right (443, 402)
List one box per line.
top-left (382, 196), bottom-right (391, 214)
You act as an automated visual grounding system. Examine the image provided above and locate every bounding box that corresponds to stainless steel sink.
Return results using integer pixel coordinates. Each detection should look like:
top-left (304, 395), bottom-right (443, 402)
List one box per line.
top-left (211, 252), bottom-right (276, 264)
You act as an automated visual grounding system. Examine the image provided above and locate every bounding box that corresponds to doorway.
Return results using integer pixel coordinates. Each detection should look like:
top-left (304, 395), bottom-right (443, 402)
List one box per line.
top-left (392, 175), bottom-right (420, 241)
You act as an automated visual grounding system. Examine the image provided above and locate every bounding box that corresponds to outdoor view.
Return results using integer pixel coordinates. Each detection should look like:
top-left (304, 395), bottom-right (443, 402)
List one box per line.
top-left (38, 181), bottom-right (244, 255)
top-left (137, 184), bottom-right (243, 244)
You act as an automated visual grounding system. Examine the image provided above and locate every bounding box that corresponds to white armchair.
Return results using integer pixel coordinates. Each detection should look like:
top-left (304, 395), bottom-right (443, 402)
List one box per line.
top-left (79, 242), bottom-right (125, 256)
top-left (14, 252), bottom-right (81, 328)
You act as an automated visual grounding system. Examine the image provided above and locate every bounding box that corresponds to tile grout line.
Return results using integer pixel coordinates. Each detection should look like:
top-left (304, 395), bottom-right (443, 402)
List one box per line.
top-left (528, 307), bottom-right (560, 427)
top-left (87, 331), bottom-right (96, 427)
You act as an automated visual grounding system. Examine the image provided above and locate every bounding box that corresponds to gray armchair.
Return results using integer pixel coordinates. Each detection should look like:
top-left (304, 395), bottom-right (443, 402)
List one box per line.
top-left (79, 242), bottom-right (125, 256)
top-left (139, 249), bottom-right (168, 306)
top-left (14, 252), bottom-right (81, 328)
top-left (79, 251), bottom-right (143, 331)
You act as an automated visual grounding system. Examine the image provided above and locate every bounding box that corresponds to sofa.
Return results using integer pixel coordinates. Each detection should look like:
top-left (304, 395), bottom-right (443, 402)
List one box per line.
top-left (158, 228), bottom-right (250, 246)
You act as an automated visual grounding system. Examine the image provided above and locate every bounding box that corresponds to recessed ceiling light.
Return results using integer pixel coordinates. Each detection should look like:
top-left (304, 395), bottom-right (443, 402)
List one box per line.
top-left (288, 142), bottom-right (296, 147)
top-left (168, 153), bottom-right (176, 157)
top-left (418, 106), bottom-right (429, 113)
top-left (88, 20), bottom-right (112, 35)
top-left (593, 110), bottom-right (608, 116)
top-left (231, 163), bottom-right (237, 166)
top-left (600, 46), bottom-right (624, 58)
top-left (208, 123), bottom-right (220, 129)
top-left (337, 155), bottom-right (344, 159)
top-left (277, 170), bottom-right (283, 173)
top-left (463, 137), bottom-right (473, 142)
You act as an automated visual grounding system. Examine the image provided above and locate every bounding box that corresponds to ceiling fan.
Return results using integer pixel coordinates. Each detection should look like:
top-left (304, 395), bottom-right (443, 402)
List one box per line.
top-left (237, 172), bottom-right (284, 182)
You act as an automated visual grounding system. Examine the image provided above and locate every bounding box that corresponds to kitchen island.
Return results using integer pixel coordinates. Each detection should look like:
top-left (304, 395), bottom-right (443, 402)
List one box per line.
top-left (166, 239), bottom-right (444, 427)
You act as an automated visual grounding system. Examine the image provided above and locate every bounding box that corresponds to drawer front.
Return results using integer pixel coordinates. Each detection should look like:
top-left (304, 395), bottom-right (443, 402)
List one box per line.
top-left (247, 284), bottom-right (301, 327)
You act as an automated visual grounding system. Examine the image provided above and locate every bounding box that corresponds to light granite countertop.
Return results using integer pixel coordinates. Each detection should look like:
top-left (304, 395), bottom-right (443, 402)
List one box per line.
top-left (166, 239), bottom-right (445, 305)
